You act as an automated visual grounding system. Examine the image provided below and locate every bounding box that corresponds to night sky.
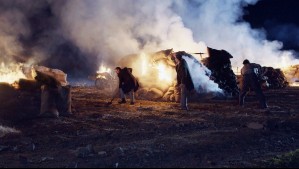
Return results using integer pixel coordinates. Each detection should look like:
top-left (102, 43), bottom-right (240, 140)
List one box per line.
top-left (244, 0), bottom-right (299, 55)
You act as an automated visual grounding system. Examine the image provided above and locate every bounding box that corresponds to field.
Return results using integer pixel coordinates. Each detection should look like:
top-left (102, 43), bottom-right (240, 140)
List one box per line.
top-left (0, 86), bottom-right (299, 168)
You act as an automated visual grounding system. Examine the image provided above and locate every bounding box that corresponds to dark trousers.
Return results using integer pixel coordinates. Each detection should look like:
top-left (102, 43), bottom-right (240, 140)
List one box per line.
top-left (180, 84), bottom-right (188, 109)
top-left (239, 74), bottom-right (267, 108)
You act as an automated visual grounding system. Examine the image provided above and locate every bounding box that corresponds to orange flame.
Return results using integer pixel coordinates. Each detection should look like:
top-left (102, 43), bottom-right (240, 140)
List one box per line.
top-left (290, 82), bottom-right (299, 87)
top-left (96, 64), bottom-right (111, 79)
top-left (0, 62), bottom-right (26, 84)
top-left (132, 53), bottom-right (176, 89)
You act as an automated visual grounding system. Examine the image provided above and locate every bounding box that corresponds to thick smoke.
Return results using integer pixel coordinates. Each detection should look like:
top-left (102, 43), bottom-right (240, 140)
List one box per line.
top-left (183, 56), bottom-right (223, 94)
top-left (0, 0), bottom-right (298, 79)
top-left (53, 0), bottom-right (299, 69)
top-left (52, 0), bottom-right (205, 64)
top-left (172, 0), bottom-right (299, 68)
top-left (0, 0), bottom-right (97, 77)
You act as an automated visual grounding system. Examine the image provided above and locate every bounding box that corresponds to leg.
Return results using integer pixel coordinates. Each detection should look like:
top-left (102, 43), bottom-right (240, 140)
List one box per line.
top-left (239, 90), bottom-right (248, 106)
top-left (129, 90), bottom-right (135, 105)
top-left (180, 84), bottom-right (188, 109)
top-left (239, 78), bottom-right (249, 106)
top-left (119, 88), bottom-right (126, 103)
top-left (254, 88), bottom-right (267, 109)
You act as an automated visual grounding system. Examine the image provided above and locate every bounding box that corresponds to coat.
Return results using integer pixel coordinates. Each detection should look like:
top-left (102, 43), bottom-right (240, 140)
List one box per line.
top-left (240, 63), bottom-right (262, 91)
top-left (118, 67), bottom-right (139, 94)
top-left (176, 59), bottom-right (194, 91)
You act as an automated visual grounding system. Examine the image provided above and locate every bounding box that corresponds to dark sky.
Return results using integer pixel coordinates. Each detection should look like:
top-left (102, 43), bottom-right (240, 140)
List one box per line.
top-left (244, 0), bottom-right (299, 54)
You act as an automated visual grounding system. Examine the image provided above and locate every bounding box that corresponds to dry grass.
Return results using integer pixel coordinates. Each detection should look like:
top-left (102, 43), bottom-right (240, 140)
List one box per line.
top-left (0, 125), bottom-right (20, 138)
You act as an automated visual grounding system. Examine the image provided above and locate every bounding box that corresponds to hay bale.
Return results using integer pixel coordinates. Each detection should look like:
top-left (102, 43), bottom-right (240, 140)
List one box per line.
top-left (18, 79), bottom-right (41, 91)
top-left (136, 88), bottom-right (149, 98)
top-left (57, 85), bottom-right (72, 116)
top-left (147, 88), bottom-right (164, 99)
top-left (34, 66), bottom-right (68, 86)
top-left (170, 94), bottom-right (176, 102)
top-left (35, 71), bottom-right (61, 88)
top-left (167, 87), bottom-right (175, 93)
top-left (0, 87), bottom-right (40, 122)
top-left (162, 91), bottom-right (173, 101)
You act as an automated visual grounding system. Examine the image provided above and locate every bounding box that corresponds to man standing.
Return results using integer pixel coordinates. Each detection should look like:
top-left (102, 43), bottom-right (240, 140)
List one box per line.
top-left (174, 51), bottom-right (195, 110)
top-left (239, 59), bottom-right (268, 109)
top-left (115, 67), bottom-right (139, 105)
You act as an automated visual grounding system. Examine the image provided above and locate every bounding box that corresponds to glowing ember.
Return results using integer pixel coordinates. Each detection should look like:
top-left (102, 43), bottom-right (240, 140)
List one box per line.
top-left (0, 62), bottom-right (26, 84)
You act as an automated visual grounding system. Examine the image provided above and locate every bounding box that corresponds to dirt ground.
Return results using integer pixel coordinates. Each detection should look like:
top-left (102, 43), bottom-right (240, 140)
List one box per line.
top-left (0, 86), bottom-right (299, 168)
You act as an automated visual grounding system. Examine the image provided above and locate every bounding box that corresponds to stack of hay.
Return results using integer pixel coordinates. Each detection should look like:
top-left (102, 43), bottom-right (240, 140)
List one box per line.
top-left (262, 67), bottom-right (289, 89)
top-left (283, 65), bottom-right (299, 84)
top-left (202, 48), bottom-right (239, 96)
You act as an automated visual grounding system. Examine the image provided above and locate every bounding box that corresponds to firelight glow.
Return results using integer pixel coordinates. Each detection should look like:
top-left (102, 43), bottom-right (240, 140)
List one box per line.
top-left (96, 64), bottom-right (111, 79)
top-left (156, 62), bottom-right (173, 83)
top-left (0, 62), bottom-right (26, 84)
top-left (97, 64), bottom-right (111, 74)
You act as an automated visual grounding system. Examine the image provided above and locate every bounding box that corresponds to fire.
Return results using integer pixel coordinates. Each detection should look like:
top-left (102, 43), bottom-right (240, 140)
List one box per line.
top-left (0, 62), bottom-right (26, 84)
top-left (137, 53), bottom-right (176, 89)
top-left (141, 53), bottom-right (148, 76)
top-left (290, 82), bottom-right (299, 87)
top-left (156, 62), bottom-right (173, 82)
top-left (96, 64), bottom-right (111, 79)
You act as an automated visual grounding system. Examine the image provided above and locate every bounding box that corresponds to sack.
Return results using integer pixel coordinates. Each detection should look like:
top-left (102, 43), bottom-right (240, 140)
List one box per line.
top-left (40, 85), bottom-right (59, 118)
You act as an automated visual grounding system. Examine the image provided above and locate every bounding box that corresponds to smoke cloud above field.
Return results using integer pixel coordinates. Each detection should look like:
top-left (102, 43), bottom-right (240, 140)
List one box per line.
top-left (0, 0), bottom-right (298, 77)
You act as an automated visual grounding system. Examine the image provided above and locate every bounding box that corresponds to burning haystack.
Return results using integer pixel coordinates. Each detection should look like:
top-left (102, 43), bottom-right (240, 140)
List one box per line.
top-left (0, 64), bottom-right (72, 123)
top-left (117, 49), bottom-right (223, 102)
top-left (118, 49), bottom-right (178, 101)
top-left (202, 48), bottom-right (239, 96)
top-left (261, 67), bottom-right (289, 89)
top-left (283, 65), bottom-right (299, 86)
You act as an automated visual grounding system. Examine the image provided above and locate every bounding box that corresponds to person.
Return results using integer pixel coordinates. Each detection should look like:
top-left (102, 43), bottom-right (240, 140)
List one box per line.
top-left (115, 67), bottom-right (139, 105)
top-left (174, 51), bottom-right (195, 110)
top-left (239, 59), bottom-right (268, 109)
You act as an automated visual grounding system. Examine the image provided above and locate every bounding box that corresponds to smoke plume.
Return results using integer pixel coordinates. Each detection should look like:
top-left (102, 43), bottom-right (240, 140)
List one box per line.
top-left (0, 0), bottom-right (298, 79)
top-left (183, 56), bottom-right (223, 93)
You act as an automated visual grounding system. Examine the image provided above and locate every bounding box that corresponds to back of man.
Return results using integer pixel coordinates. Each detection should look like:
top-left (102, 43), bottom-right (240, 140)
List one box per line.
top-left (174, 52), bottom-right (195, 111)
top-left (241, 62), bottom-right (262, 90)
top-left (115, 67), bottom-right (139, 105)
top-left (118, 68), bottom-right (138, 93)
top-left (239, 59), bottom-right (267, 109)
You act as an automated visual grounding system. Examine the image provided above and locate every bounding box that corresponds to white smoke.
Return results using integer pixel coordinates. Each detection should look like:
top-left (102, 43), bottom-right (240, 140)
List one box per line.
top-left (1, 0), bottom-right (298, 76)
top-left (52, 0), bottom-right (299, 69)
top-left (172, 0), bottom-right (299, 68)
top-left (52, 0), bottom-right (205, 64)
top-left (183, 56), bottom-right (223, 93)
